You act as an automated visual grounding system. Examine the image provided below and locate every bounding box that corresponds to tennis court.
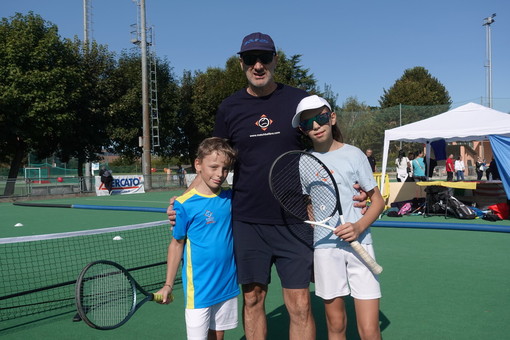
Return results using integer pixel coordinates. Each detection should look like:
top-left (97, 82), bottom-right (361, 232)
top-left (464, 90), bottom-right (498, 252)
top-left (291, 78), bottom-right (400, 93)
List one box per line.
top-left (1, 191), bottom-right (510, 339)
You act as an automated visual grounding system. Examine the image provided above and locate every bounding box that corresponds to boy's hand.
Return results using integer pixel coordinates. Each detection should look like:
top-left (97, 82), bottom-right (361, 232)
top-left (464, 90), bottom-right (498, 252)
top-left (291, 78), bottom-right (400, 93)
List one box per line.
top-left (155, 285), bottom-right (174, 304)
top-left (167, 196), bottom-right (177, 229)
top-left (352, 183), bottom-right (368, 215)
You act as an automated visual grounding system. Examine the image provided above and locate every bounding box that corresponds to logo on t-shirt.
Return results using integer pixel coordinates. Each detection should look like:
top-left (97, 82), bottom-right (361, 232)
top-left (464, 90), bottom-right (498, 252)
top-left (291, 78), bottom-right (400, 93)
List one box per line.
top-left (255, 114), bottom-right (273, 131)
top-left (204, 210), bottom-right (215, 224)
top-left (314, 168), bottom-right (334, 182)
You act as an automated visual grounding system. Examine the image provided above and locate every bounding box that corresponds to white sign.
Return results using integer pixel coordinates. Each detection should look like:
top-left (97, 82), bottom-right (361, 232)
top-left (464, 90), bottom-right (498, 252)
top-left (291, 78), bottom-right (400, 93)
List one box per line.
top-left (95, 175), bottom-right (145, 196)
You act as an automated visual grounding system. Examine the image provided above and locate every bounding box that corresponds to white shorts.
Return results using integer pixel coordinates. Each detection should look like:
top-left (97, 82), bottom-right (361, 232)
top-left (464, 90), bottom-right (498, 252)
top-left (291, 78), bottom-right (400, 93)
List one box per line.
top-left (185, 297), bottom-right (238, 340)
top-left (314, 246), bottom-right (381, 300)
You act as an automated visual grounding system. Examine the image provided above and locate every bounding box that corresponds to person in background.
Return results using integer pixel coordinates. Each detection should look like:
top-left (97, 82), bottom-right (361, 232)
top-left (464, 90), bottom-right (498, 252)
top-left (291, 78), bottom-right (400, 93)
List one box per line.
top-left (99, 166), bottom-right (113, 195)
top-left (177, 165), bottom-right (186, 187)
top-left (412, 150), bottom-right (427, 181)
top-left (426, 158), bottom-right (437, 179)
top-left (395, 149), bottom-right (410, 182)
top-left (406, 152), bottom-right (415, 182)
top-left (365, 148), bottom-right (377, 172)
top-left (475, 157), bottom-right (486, 181)
top-left (454, 156), bottom-right (465, 181)
top-left (445, 154), bottom-right (455, 181)
top-left (488, 158), bottom-right (500, 180)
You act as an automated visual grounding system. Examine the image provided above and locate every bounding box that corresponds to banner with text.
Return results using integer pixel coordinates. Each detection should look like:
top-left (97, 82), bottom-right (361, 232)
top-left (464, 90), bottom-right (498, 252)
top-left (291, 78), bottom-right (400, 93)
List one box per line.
top-left (95, 175), bottom-right (145, 196)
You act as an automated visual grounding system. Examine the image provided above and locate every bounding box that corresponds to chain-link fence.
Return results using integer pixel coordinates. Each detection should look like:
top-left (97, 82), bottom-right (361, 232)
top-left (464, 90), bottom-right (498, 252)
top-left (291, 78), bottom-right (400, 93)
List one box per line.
top-left (0, 174), bottom-right (186, 199)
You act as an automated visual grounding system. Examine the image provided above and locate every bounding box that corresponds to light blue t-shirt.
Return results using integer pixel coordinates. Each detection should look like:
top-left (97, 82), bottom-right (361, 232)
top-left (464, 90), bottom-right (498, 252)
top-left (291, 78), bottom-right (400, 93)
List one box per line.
top-left (174, 188), bottom-right (239, 309)
top-left (413, 157), bottom-right (426, 177)
top-left (310, 144), bottom-right (378, 248)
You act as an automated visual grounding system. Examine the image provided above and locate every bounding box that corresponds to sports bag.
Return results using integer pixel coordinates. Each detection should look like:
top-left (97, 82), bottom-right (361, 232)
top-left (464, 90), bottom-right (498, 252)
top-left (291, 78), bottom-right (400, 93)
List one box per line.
top-left (446, 196), bottom-right (476, 219)
top-left (398, 202), bottom-right (412, 215)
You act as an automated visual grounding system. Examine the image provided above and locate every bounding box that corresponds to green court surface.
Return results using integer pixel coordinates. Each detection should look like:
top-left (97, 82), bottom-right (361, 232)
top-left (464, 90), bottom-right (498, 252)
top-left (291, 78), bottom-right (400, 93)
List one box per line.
top-left (1, 191), bottom-right (510, 339)
top-left (1, 190), bottom-right (181, 237)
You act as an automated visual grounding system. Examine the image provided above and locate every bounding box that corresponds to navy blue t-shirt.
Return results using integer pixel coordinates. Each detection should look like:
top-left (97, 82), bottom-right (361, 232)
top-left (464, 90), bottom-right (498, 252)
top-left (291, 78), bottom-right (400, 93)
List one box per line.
top-left (214, 83), bottom-right (308, 224)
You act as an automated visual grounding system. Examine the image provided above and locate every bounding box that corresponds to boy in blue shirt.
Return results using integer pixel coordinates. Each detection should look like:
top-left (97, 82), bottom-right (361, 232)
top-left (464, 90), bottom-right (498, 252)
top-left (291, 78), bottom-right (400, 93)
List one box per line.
top-left (157, 137), bottom-right (239, 340)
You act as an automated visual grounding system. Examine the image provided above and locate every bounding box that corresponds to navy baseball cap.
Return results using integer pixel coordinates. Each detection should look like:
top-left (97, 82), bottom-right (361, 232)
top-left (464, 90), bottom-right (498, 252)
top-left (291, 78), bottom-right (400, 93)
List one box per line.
top-left (238, 32), bottom-right (276, 54)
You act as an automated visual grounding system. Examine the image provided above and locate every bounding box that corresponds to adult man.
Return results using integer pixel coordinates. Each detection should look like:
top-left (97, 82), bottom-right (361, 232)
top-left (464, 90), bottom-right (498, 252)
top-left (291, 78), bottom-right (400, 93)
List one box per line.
top-left (366, 148), bottom-right (377, 172)
top-left (168, 32), bottom-right (366, 339)
top-left (445, 154), bottom-right (455, 181)
top-left (214, 32), bottom-right (315, 340)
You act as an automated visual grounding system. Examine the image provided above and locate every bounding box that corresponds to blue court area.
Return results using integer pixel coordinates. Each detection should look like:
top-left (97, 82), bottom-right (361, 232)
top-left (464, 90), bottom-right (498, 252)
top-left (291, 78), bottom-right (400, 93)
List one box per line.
top-left (1, 191), bottom-right (510, 339)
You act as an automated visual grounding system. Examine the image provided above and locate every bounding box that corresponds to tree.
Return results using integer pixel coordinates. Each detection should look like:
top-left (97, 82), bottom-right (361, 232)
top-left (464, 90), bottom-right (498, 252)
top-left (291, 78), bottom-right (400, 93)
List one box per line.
top-left (185, 62), bottom-right (241, 165)
top-left (379, 66), bottom-right (452, 108)
top-left (0, 13), bottom-right (80, 195)
top-left (378, 67), bottom-right (452, 162)
top-left (148, 56), bottom-right (180, 158)
top-left (274, 52), bottom-right (318, 94)
top-left (107, 50), bottom-right (179, 160)
top-left (169, 55), bottom-right (251, 166)
top-left (336, 97), bottom-right (379, 152)
top-left (106, 51), bottom-right (145, 158)
top-left (322, 84), bottom-right (339, 112)
top-left (56, 39), bottom-right (117, 177)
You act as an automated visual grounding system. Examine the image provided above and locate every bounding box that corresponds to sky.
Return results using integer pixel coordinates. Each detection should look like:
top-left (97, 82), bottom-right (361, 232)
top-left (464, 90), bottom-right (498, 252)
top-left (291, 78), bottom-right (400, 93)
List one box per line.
top-left (2, 0), bottom-right (510, 113)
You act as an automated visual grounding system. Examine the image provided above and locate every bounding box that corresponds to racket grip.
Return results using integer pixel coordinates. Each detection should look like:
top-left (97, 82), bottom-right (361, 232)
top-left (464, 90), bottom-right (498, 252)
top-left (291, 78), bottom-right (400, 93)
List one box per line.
top-left (152, 293), bottom-right (174, 303)
top-left (350, 241), bottom-right (383, 275)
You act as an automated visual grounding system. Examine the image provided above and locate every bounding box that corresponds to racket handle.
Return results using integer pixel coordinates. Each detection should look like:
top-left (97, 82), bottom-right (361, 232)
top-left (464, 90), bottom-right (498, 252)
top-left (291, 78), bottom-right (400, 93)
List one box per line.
top-left (337, 216), bottom-right (383, 275)
top-left (152, 293), bottom-right (174, 303)
top-left (307, 220), bottom-right (383, 274)
top-left (350, 241), bottom-right (383, 275)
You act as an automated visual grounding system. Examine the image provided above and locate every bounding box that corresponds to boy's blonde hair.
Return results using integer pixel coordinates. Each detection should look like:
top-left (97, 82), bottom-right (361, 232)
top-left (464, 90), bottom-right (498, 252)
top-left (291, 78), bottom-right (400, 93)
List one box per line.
top-left (196, 137), bottom-right (237, 166)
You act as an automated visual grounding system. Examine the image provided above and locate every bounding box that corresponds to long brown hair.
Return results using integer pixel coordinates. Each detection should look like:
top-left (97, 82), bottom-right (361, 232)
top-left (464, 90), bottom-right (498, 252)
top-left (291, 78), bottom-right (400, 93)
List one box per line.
top-left (332, 120), bottom-right (343, 143)
top-left (330, 110), bottom-right (343, 142)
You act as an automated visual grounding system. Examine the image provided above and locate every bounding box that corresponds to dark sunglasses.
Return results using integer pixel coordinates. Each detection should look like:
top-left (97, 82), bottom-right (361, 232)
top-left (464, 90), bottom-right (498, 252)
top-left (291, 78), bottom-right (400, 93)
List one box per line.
top-left (241, 52), bottom-right (275, 66)
top-left (299, 111), bottom-right (332, 131)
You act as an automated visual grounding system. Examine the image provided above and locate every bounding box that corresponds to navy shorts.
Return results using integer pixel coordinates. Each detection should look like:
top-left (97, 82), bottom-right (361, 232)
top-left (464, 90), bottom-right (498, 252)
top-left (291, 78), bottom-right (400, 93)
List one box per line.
top-left (232, 221), bottom-right (313, 289)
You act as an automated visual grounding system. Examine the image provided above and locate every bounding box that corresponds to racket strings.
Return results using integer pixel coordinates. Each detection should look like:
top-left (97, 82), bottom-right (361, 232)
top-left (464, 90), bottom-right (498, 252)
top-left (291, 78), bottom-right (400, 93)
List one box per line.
top-left (271, 152), bottom-right (337, 222)
top-left (271, 152), bottom-right (383, 275)
top-left (270, 153), bottom-right (311, 220)
top-left (79, 263), bottom-right (135, 328)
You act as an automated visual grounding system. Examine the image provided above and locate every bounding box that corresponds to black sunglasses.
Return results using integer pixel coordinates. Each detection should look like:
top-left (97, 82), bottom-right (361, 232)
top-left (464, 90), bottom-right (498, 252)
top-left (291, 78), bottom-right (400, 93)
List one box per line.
top-left (299, 111), bottom-right (332, 131)
top-left (241, 52), bottom-right (275, 66)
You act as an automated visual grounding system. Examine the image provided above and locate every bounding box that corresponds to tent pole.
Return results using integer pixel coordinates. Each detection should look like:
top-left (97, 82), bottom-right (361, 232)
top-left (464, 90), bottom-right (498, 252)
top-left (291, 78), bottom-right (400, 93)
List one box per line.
top-left (380, 138), bottom-right (390, 197)
top-left (425, 142), bottom-right (431, 180)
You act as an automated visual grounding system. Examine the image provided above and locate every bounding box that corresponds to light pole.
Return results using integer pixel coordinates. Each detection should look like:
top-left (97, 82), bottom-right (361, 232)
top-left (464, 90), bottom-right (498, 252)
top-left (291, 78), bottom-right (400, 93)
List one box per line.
top-left (132, 0), bottom-right (152, 189)
top-left (481, 13), bottom-right (496, 161)
top-left (83, 0), bottom-right (92, 191)
top-left (483, 13), bottom-right (495, 109)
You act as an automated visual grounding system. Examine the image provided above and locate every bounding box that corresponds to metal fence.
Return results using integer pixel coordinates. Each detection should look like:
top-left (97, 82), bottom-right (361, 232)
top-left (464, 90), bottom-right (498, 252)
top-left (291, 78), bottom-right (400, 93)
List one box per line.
top-left (0, 174), bottom-right (185, 199)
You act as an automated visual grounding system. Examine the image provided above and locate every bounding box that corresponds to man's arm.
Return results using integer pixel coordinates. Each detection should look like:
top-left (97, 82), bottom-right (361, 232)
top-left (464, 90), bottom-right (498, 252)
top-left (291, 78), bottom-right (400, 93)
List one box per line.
top-left (167, 174), bottom-right (203, 226)
top-left (352, 182), bottom-right (368, 214)
top-left (334, 186), bottom-right (384, 241)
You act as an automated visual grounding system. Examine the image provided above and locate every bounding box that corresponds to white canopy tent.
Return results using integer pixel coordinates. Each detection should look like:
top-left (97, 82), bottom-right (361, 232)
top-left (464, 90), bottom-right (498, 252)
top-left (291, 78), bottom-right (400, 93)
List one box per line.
top-left (380, 102), bottom-right (510, 196)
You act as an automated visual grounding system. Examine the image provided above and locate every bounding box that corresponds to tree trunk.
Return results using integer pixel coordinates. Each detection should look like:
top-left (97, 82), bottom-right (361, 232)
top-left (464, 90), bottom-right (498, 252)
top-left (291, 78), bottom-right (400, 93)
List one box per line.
top-left (3, 146), bottom-right (26, 196)
top-left (77, 157), bottom-right (84, 177)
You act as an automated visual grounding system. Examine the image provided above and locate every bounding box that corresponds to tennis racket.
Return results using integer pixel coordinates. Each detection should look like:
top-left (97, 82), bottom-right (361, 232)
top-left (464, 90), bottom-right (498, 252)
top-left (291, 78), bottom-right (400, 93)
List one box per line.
top-left (75, 260), bottom-right (173, 330)
top-left (269, 150), bottom-right (383, 275)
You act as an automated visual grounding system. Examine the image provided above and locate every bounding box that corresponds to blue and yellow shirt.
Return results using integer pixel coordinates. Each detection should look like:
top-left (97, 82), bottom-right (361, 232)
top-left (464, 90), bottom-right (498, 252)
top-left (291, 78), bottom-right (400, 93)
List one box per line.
top-left (174, 188), bottom-right (239, 309)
